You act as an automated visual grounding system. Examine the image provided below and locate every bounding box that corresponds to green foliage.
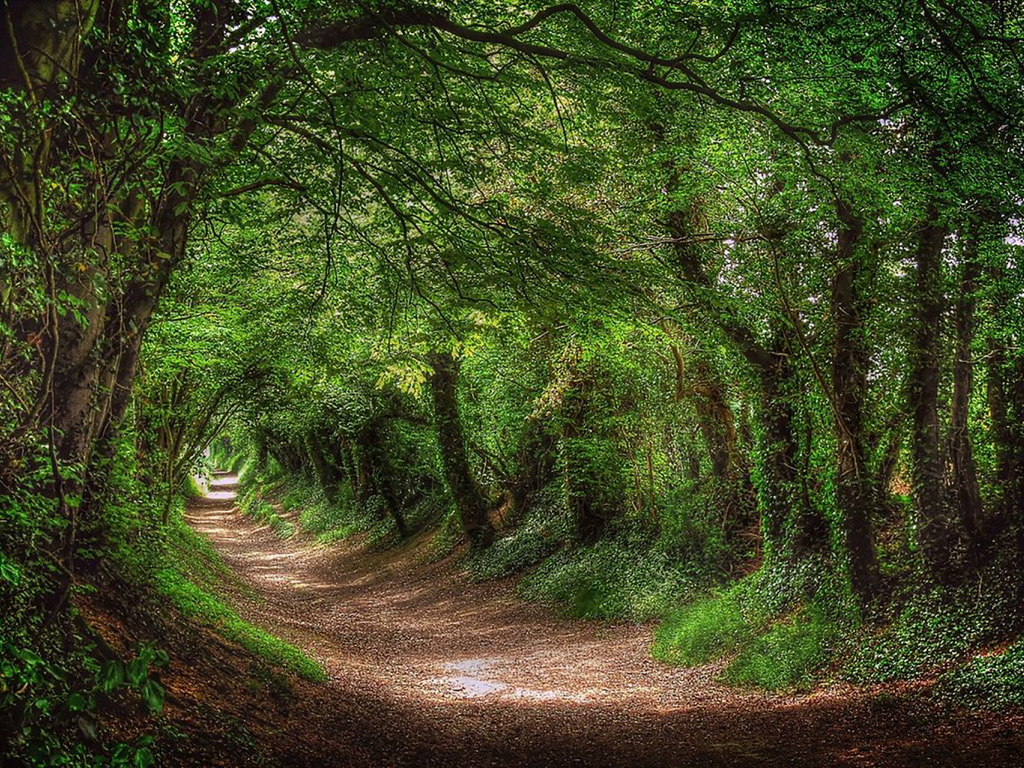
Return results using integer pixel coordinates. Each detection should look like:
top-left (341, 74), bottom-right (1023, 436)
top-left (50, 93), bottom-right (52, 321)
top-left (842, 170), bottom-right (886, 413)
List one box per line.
top-left (236, 467), bottom-right (296, 539)
top-left (844, 576), bottom-right (1017, 684)
top-left (940, 641), bottom-right (1024, 708)
top-left (653, 581), bottom-right (768, 666)
top-left (653, 562), bottom-right (858, 691)
top-left (467, 497), bottom-right (569, 581)
top-left (517, 537), bottom-right (698, 621)
top-left (298, 487), bottom-right (368, 545)
top-left (1, 637), bottom-right (165, 767)
top-left (723, 605), bottom-right (842, 691)
top-left (4, 2), bottom-right (1024, 746)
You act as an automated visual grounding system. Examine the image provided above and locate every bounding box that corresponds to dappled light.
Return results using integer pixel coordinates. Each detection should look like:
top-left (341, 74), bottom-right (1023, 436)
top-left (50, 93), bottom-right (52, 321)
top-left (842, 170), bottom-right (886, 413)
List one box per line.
top-left (3, 1), bottom-right (1024, 766)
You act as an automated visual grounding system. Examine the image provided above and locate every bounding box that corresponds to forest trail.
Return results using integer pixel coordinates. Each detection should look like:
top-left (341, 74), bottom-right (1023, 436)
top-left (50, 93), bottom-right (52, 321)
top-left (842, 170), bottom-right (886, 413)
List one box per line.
top-left (184, 473), bottom-right (1024, 767)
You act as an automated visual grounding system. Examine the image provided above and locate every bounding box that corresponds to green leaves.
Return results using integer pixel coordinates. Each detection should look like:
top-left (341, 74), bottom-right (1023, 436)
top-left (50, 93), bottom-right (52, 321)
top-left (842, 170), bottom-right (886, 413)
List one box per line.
top-left (65, 692), bottom-right (87, 712)
top-left (139, 679), bottom-right (165, 715)
top-left (100, 659), bottom-right (125, 692)
top-left (126, 657), bottom-right (148, 687)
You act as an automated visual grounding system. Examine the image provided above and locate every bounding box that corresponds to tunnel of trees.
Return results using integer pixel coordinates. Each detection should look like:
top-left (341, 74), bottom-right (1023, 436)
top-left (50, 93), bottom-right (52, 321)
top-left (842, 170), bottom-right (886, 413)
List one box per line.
top-left (1, 1), bottom-right (1023, 765)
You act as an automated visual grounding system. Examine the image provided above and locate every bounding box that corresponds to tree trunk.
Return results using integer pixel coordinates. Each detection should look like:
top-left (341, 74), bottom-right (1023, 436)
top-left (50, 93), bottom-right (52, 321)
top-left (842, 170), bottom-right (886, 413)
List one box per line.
top-left (355, 442), bottom-right (375, 507)
top-left (876, 418), bottom-right (904, 506)
top-left (333, 438), bottom-right (361, 503)
top-left (985, 284), bottom-right (1024, 571)
top-left (360, 422), bottom-right (407, 537)
top-left (830, 203), bottom-right (879, 600)
top-left (665, 189), bottom-right (822, 566)
top-left (428, 351), bottom-right (493, 548)
top-left (510, 417), bottom-right (556, 517)
top-left (910, 209), bottom-right (952, 577)
top-left (759, 345), bottom-right (809, 560)
top-left (306, 433), bottom-right (338, 503)
top-left (669, 340), bottom-right (738, 482)
top-left (948, 227), bottom-right (983, 565)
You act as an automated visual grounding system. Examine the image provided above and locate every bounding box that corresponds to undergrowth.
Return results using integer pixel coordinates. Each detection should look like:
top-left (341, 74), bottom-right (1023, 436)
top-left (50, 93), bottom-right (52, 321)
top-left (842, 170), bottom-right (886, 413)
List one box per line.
top-left (653, 551), bottom-right (1024, 700)
top-left (650, 564), bottom-right (838, 691)
top-left (2, 433), bottom-right (325, 765)
top-left (223, 448), bottom-right (1024, 707)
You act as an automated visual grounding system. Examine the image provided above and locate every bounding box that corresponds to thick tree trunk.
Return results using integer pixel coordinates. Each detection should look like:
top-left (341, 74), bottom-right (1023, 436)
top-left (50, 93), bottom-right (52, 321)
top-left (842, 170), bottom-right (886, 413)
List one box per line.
top-left (562, 383), bottom-right (603, 543)
top-left (1008, 357), bottom-right (1024, 570)
top-left (830, 203), bottom-right (879, 600)
top-left (255, 432), bottom-right (270, 473)
top-left (986, 315), bottom-right (1024, 571)
top-left (428, 351), bottom-right (493, 548)
top-left (910, 209), bottom-right (952, 577)
top-left (876, 418), bottom-right (904, 505)
top-left (666, 194), bottom-right (823, 565)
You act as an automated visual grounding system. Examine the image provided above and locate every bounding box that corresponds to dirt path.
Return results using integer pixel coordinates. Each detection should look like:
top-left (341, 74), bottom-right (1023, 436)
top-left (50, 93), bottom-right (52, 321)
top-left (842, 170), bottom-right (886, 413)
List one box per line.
top-left (185, 474), bottom-right (1024, 767)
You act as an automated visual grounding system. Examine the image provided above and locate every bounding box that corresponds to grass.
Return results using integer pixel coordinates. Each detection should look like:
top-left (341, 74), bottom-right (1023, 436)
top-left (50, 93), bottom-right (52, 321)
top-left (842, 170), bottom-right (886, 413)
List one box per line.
top-left (653, 555), bottom-right (1024, 700)
top-left (238, 484), bottom-right (295, 539)
top-left (652, 582), bottom-right (765, 665)
top-left (154, 518), bottom-right (325, 682)
top-left (723, 604), bottom-right (841, 689)
top-left (652, 562), bottom-right (855, 691)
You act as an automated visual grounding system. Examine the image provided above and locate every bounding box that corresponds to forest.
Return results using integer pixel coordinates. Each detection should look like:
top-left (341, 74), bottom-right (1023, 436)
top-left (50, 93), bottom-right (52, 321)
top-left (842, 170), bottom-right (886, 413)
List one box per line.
top-left (1, 1), bottom-right (1023, 765)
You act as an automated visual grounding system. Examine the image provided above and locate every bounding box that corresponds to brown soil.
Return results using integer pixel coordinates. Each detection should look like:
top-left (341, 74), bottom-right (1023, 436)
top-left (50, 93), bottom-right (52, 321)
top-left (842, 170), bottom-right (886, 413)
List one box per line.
top-left (95, 473), bottom-right (1024, 767)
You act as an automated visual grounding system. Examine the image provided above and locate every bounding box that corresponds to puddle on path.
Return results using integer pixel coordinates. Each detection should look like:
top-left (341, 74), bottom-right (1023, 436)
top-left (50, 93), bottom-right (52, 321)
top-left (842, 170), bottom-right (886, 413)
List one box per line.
top-left (435, 658), bottom-right (578, 702)
top-left (442, 658), bottom-right (506, 697)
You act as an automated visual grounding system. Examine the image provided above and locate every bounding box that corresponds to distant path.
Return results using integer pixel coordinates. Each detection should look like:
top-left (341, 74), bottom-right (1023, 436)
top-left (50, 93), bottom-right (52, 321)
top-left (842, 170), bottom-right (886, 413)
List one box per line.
top-left (185, 473), bottom-right (1024, 767)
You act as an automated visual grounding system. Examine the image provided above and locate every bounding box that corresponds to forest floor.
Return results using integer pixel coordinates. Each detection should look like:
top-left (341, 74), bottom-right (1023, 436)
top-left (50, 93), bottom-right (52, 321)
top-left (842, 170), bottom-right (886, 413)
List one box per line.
top-left (165, 473), bottom-right (1024, 767)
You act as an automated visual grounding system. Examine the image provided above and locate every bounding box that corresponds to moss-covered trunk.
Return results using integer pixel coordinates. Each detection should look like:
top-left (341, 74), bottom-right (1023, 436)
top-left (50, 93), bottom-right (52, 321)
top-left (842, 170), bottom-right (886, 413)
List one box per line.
top-left (428, 351), bottom-right (493, 548)
top-left (910, 209), bottom-right (952, 578)
top-left (830, 203), bottom-right (879, 601)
